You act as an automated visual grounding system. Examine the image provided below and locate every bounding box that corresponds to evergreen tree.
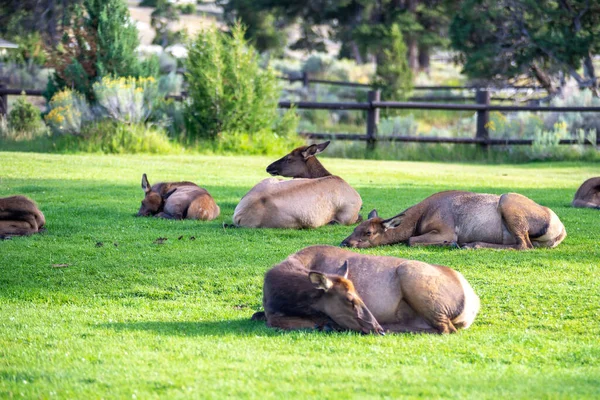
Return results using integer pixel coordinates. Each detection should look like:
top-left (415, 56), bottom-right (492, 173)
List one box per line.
top-left (46, 0), bottom-right (151, 100)
top-left (373, 25), bottom-right (413, 101)
top-left (450, 0), bottom-right (600, 95)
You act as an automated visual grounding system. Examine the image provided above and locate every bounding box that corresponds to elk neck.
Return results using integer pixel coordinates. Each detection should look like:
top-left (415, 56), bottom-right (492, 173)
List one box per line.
top-left (305, 157), bottom-right (332, 178)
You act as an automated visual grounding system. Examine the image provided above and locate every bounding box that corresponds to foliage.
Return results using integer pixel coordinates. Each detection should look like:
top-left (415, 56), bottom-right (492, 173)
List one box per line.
top-left (178, 3), bottom-right (196, 14)
top-left (0, 33), bottom-right (47, 66)
top-left (7, 95), bottom-right (44, 133)
top-left (0, 62), bottom-right (51, 90)
top-left (54, 120), bottom-right (181, 154)
top-left (93, 76), bottom-right (160, 124)
top-left (46, 0), bottom-right (152, 101)
top-left (44, 90), bottom-right (93, 135)
top-left (184, 23), bottom-right (299, 143)
top-left (450, 0), bottom-right (600, 94)
top-left (1, 153), bottom-right (600, 398)
top-left (373, 24), bottom-right (413, 101)
top-left (151, 0), bottom-right (180, 47)
top-left (0, 0), bottom-right (78, 46)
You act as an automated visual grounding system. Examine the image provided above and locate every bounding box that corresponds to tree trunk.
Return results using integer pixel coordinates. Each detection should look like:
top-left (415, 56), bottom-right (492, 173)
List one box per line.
top-left (418, 44), bottom-right (430, 74)
top-left (407, 0), bottom-right (419, 72)
top-left (407, 38), bottom-right (419, 72)
top-left (351, 41), bottom-right (363, 65)
top-left (530, 62), bottom-right (558, 96)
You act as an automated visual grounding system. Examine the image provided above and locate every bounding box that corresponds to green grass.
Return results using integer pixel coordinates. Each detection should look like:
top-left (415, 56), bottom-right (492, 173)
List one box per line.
top-left (1, 152), bottom-right (599, 399)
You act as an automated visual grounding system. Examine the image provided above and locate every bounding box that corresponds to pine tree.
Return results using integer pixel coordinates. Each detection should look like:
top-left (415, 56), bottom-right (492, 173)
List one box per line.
top-left (373, 25), bottom-right (413, 101)
top-left (46, 0), bottom-right (150, 100)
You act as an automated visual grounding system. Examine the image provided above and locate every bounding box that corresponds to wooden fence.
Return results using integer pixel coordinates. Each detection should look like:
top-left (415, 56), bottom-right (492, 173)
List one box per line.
top-left (1, 84), bottom-right (599, 150)
top-left (278, 90), bottom-right (600, 149)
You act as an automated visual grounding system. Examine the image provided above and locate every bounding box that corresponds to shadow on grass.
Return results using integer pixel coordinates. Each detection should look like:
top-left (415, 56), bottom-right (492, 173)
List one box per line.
top-left (98, 318), bottom-right (302, 337)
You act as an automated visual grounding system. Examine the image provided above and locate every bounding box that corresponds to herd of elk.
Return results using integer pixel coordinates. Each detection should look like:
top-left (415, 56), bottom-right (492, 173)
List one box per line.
top-left (252, 246), bottom-right (480, 334)
top-left (341, 191), bottom-right (567, 250)
top-left (5, 143), bottom-right (597, 336)
top-left (233, 141), bottom-right (362, 228)
top-left (137, 173), bottom-right (220, 221)
top-left (0, 195), bottom-right (46, 239)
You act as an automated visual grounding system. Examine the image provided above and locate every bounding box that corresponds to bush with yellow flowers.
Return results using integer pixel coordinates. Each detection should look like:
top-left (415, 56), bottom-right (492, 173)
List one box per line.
top-left (93, 76), bottom-right (159, 124)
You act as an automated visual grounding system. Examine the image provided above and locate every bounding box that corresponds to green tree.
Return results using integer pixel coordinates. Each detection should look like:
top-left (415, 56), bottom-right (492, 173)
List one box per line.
top-left (46, 0), bottom-right (154, 100)
top-left (184, 23), bottom-right (297, 142)
top-left (219, 0), bottom-right (456, 73)
top-left (373, 25), bottom-right (413, 100)
top-left (450, 0), bottom-right (600, 95)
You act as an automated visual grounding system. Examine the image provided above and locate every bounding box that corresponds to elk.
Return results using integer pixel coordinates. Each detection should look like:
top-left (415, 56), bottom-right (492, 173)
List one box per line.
top-left (252, 245), bottom-right (479, 334)
top-left (0, 195), bottom-right (46, 239)
top-left (341, 191), bottom-right (566, 250)
top-left (137, 174), bottom-right (220, 220)
top-left (572, 177), bottom-right (600, 209)
top-left (233, 141), bottom-right (362, 228)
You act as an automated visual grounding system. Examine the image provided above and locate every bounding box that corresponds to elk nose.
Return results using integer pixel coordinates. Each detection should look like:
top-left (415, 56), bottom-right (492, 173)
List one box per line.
top-left (340, 240), bottom-right (348, 247)
top-left (266, 166), bottom-right (276, 175)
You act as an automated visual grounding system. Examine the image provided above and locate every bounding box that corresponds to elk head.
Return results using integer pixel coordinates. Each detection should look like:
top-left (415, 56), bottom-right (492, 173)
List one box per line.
top-left (137, 173), bottom-right (163, 216)
top-left (309, 261), bottom-right (384, 335)
top-left (340, 209), bottom-right (404, 248)
top-left (266, 141), bottom-right (331, 178)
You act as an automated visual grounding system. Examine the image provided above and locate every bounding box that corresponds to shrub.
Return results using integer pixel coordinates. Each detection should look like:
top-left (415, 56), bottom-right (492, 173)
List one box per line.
top-left (8, 95), bottom-right (44, 133)
top-left (184, 23), bottom-right (299, 148)
top-left (45, 89), bottom-right (93, 135)
top-left (178, 3), bottom-right (195, 14)
top-left (55, 120), bottom-right (181, 154)
top-left (373, 24), bottom-right (413, 101)
top-left (93, 76), bottom-right (160, 124)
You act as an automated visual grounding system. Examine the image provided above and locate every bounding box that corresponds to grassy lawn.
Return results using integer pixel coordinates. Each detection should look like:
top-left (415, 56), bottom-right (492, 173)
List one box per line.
top-left (1, 152), bottom-right (599, 399)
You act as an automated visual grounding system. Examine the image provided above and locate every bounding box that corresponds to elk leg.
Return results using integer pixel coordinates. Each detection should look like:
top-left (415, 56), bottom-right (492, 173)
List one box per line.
top-left (0, 220), bottom-right (38, 237)
top-left (155, 211), bottom-right (178, 219)
top-left (498, 194), bottom-right (534, 249)
top-left (380, 322), bottom-right (440, 334)
top-left (408, 230), bottom-right (458, 247)
top-left (572, 199), bottom-right (600, 209)
top-left (461, 241), bottom-right (529, 250)
top-left (266, 313), bottom-right (336, 331)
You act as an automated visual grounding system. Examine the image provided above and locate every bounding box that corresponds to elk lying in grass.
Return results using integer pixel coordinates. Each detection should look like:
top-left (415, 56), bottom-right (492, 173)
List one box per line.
top-left (252, 245), bottom-right (479, 334)
top-left (0, 195), bottom-right (46, 239)
top-left (137, 174), bottom-right (220, 220)
top-left (341, 191), bottom-right (566, 250)
top-left (572, 177), bottom-right (600, 209)
top-left (233, 141), bottom-right (362, 228)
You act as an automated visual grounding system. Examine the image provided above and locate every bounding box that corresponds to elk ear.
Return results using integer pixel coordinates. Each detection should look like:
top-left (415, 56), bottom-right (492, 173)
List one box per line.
top-left (309, 272), bottom-right (333, 291)
top-left (367, 209), bottom-right (379, 219)
top-left (141, 173), bottom-right (151, 193)
top-left (301, 141), bottom-right (330, 159)
top-left (337, 261), bottom-right (349, 279)
top-left (382, 214), bottom-right (404, 231)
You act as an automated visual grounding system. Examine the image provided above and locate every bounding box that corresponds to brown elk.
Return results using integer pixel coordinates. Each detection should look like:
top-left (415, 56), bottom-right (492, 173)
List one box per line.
top-left (341, 191), bottom-right (566, 250)
top-left (253, 245), bottom-right (479, 334)
top-left (572, 177), bottom-right (600, 209)
top-left (0, 195), bottom-right (46, 239)
top-left (233, 141), bottom-right (362, 228)
top-left (137, 174), bottom-right (220, 220)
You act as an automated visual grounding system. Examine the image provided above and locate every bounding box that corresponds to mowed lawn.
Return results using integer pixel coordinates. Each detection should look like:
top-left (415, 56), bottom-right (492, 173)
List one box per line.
top-left (1, 152), bottom-right (599, 399)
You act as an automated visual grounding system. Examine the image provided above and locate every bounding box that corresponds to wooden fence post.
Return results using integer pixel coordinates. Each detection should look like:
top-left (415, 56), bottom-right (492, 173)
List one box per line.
top-left (302, 71), bottom-right (309, 89)
top-left (0, 82), bottom-right (7, 118)
top-left (475, 89), bottom-right (490, 148)
top-left (366, 90), bottom-right (380, 151)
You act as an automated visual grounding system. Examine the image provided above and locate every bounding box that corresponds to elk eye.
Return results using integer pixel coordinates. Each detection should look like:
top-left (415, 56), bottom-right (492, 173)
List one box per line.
top-left (366, 231), bottom-right (373, 237)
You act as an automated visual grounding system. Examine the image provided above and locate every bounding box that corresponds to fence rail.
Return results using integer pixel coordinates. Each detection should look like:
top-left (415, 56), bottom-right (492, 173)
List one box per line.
top-left (1, 84), bottom-right (598, 150)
